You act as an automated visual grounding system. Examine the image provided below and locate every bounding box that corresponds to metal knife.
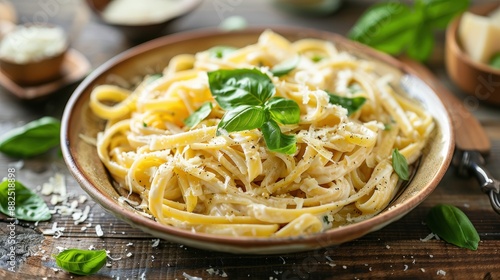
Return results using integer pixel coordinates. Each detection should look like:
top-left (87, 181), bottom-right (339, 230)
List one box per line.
top-left (399, 57), bottom-right (500, 214)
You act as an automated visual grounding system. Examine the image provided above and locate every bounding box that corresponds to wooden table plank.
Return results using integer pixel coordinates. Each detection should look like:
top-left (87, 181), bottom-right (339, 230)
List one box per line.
top-left (1, 0), bottom-right (500, 279)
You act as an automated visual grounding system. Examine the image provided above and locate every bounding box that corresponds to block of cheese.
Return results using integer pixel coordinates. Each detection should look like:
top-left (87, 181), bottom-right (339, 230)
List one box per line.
top-left (489, 6), bottom-right (500, 25)
top-left (458, 11), bottom-right (500, 64)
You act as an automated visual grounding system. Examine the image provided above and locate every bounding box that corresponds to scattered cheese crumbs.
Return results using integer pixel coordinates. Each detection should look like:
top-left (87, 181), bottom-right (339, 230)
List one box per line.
top-left (56, 246), bottom-right (67, 252)
top-left (182, 272), bottom-right (202, 280)
top-left (404, 265), bottom-right (408, 271)
top-left (386, 245), bottom-right (391, 249)
top-left (151, 239), bottom-right (160, 247)
top-left (437, 270), bottom-right (446, 276)
top-left (106, 251), bottom-right (122, 261)
top-left (206, 268), bottom-right (228, 277)
top-left (51, 268), bottom-right (60, 272)
top-left (280, 256), bottom-right (286, 264)
top-left (126, 242), bottom-right (134, 247)
top-left (95, 225), bottom-right (104, 237)
top-left (342, 265), bottom-right (347, 269)
top-left (81, 226), bottom-right (87, 232)
top-left (88, 245), bottom-right (96, 250)
top-left (421, 268), bottom-right (426, 272)
top-left (140, 271), bottom-right (146, 280)
top-left (325, 256), bottom-right (333, 262)
top-left (42, 222), bottom-right (65, 238)
top-left (126, 252), bottom-right (133, 258)
top-left (429, 255), bottom-right (434, 258)
top-left (74, 205), bottom-right (91, 225)
top-left (78, 195), bottom-right (88, 204)
top-left (463, 203), bottom-right (470, 208)
top-left (421, 233), bottom-right (441, 242)
top-left (369, 267), bottom-right (372, 271)
top-left (106, 262), bottom-right (112, 268)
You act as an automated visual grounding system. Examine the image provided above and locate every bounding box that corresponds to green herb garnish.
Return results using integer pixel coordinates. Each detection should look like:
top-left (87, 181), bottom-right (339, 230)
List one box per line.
top-left (426, 204), bottom-right (480, 250)
top-left (489, 52), bottom-right (500, 69)
top-left (207, 68), bottom-right (300, 154)
top-left (0, 179), bottom-right (51, 221)
top-left (392, 148), bottom-right (409, 180)
top-left (208, 46), bottom-right (237, 59)
top-left (326, 91), bottom-right (366, 116)
top-left (348, 0), bottom-right (470, 61)
top-left (0, 116), bottom-right (61, 158)
top-left (54, 249), bottom-right (107, 276)
top-left (184, 102), bottom-right (213, 128)
top-left (270, 55), bottom-right (300, 77)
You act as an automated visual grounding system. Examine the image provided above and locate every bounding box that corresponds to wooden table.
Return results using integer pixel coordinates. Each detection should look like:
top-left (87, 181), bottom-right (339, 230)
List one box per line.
top-left (1, 1), bottom-right (499, 279)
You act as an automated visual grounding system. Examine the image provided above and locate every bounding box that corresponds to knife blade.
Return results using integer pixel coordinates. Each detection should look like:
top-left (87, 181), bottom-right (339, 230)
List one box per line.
top-left (399, 57), bottom-right (500, 214)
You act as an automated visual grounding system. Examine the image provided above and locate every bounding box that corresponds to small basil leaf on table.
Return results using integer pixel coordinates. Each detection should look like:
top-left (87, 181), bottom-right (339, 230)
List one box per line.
top-left (207, 68), bottom-right (275, 110)
top-left (0, 116), bottom-right (61, 158)
top-left (326, 92), bottom-right (366, 116)
top-left (217, 105), bottom-right (266, 135)
top-left (261, 119), bottom-right (297, 155)
top-left (426, 204), bottom-right (480, 250)
top-left (54, 249), bottom-right (107, 276)
top-left (184, 102), bottom-right (213, 128)
top-left (0, 180), bottom-right (51, 221)
top-left (270, 55), bottom-right (300, 77)
top-left (415, 0), bottom-right (470, 29)
top-left (265, 97), bottom-right (300, 125)
top-left (392, 149), bottom-right (409, 181)
top-left (208, 46), bottom-right (237, 58)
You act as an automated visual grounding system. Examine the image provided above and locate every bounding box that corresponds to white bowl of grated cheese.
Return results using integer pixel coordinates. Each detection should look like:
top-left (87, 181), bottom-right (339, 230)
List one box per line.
top-left (0, 24), bottom-right (68, 85)
top-left (85, 0), bottom-right (202, 42)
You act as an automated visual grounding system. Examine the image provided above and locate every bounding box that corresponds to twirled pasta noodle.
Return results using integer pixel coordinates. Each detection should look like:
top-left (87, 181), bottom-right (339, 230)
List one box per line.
top-left (89, 30), bottom-right (434, 237)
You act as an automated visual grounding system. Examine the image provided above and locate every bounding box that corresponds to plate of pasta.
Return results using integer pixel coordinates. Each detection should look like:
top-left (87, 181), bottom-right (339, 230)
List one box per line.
top-left (61, 27), bottom-right (454, 254)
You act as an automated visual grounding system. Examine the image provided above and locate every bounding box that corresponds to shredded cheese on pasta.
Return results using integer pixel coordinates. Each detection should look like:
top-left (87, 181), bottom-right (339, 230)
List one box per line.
top-left (89, 30), bottom-right (434, 237)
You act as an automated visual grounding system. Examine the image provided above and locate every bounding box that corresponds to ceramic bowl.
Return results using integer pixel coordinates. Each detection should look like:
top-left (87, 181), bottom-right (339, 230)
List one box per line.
top-left (61, 27), bottom-right (454, 254)
top-left (445, 2), bottom-right (500, 105)
top-left (85, 0), bottom-right (201, 42)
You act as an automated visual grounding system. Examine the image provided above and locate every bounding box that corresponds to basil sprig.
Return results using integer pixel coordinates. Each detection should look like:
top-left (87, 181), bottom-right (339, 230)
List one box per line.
top-left (489, 52), bottom-right (500, 69)
top-left (0, 116), bottom-right (61, 158)
top-left (184, 102), bottom-right (213, 128)
top-left (426, 204), bottom-right (480, 250)
top-left (326, 91), bottom-right (366, 116)
top-left (207, 68), bottom-right (300, 154)
top-left (392, 149), bottom-right (409, 180)
top-left (54, 249), bottom-right (107, 275)
top-left (0, 180), bottom-right (51, 221)
top-left (349, 0), bottom-right (470, 61)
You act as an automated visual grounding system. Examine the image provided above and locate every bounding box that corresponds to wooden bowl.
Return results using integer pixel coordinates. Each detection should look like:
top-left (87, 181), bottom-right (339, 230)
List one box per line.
top-left (0, 49), bottom-right (67, 86)
top-left (61, 27), bottom-right (454, 254)
top-left (85, 0), bottom-right (201, 42)
top-left (445, 2), bottom-right (500, 105)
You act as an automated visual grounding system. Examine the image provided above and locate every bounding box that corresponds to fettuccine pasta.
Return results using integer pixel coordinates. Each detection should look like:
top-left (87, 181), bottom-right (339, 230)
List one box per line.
top-left (89, 30), bottom-right (434, 237)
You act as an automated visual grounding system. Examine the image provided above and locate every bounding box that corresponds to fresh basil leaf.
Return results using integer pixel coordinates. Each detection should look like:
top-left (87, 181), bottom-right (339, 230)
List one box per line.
top-left (407, 25), bottom-right (435, 62)
top-left (426, 204), bottom-right (480, 250)
top-left (0, 180), bottom-right (51, 221)
top-left (311, 55), bottom-right (323, 63)
top-left (217, 105), bottom-right (266, 135)
top-left (208, 46), bottom-right (237, 58)
top-left (326, 92), bottom-right (366, 115)
top-left (489, 52), bottom-right (500, 69)
top-left (184, 102), bottom-right (213, 128)
top-left (261, 119), bottom-right (296, 155)
top-left (54, 249), bottom-right (107, 276)
top-left (0, 116), bottom-right (61, 158)
top-left (348, 2), bottom-right (422, 55)
top-left (270, 55), bottom-right (300, 77)
top-left (265, 97), bottom-right (300, 125)
top-left (392, 148), bottom-right (409, 180)
top-left (208, 69), bottom-right (275, 110)
top-left (415, 0), bottom-right (470, 29)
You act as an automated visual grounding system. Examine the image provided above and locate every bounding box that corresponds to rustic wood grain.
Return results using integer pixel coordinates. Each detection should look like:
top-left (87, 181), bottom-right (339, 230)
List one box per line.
top-left (1, 0), bottom-right (500, 279)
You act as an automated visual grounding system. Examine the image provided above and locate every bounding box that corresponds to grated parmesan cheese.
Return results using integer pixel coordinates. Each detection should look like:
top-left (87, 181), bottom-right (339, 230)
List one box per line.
top-left (437, 270), bottom-right (446, 276)
top-left (95, 224), bottom-right (104, 237)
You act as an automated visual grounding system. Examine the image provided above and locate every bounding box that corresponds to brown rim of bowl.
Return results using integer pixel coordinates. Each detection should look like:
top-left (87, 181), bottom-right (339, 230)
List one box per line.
top-left (61, 26), bottom-right (454, 251)
top-left (446, 2), bottom-right (500, 75)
